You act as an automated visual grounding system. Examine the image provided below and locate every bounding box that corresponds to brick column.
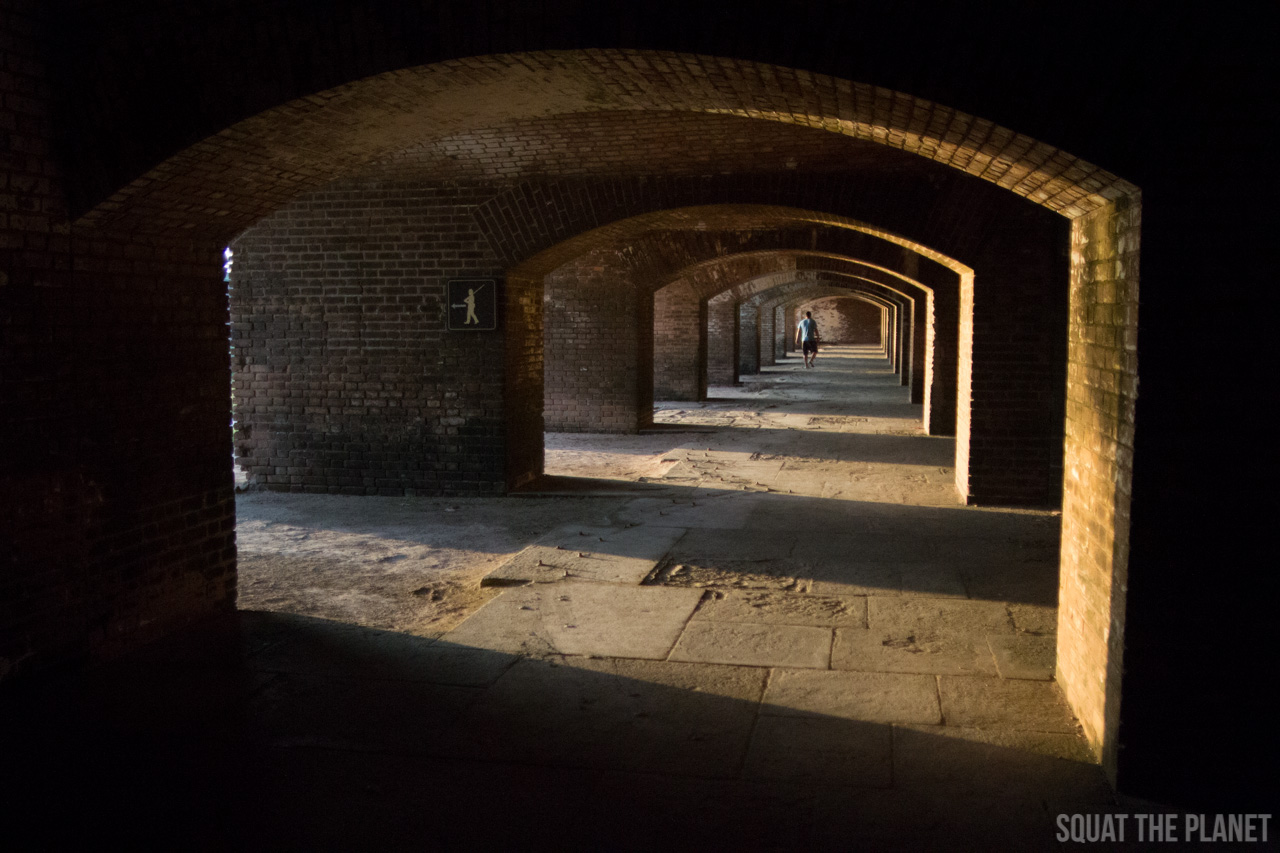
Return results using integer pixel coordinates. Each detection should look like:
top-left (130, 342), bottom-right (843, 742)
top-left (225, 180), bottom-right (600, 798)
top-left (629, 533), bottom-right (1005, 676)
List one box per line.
top-left (654, 281), bottom-right (707, 401)
top-left (925, 283), bottom-right (957, 437)
top-left (910, 292), bottom-right (927, 402)
top-left (956, 219), bottom-right (1070, 505)
top-left (545, 254), bottom-right (652, 433)
top-left (707, 292), bottom-right (739, 386)
top-left (1057, 197), bottom-right (1139, 784)
top-left (899, 296), bottom-right (912, 386)
top-left (759, 301), bottom-right (776, 366)
top-left (737, 302), bottom-right (760, 376)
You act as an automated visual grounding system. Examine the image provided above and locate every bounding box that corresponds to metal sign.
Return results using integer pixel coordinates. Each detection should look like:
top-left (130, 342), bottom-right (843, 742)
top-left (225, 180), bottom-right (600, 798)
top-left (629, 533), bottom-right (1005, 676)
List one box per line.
top-left (447, 279), bottom-right (498, 331)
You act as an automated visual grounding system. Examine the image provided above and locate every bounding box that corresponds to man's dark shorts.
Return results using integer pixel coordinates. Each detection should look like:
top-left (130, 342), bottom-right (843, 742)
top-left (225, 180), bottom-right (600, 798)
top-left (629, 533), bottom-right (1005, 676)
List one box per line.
top-left (802, 341), bottom-right (818, 355)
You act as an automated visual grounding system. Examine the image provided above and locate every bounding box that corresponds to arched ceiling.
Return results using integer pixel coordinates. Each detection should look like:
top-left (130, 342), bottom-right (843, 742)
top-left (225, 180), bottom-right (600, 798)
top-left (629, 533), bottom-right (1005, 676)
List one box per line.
top-left (509, 205), bottom-right (966, 286)
top-left (357, 111), bottom-right (930, 181)
top-left (83, 51), bottom-right (1136, 238)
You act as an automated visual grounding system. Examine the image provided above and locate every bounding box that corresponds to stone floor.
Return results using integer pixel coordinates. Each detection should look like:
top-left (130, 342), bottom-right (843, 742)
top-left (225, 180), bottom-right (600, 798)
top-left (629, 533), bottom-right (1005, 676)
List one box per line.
top-left (3, 347), bottom-right (1173, 851)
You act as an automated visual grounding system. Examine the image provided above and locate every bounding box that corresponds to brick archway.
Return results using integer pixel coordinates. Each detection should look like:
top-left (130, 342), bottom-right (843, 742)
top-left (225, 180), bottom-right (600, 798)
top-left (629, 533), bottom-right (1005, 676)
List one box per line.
top-left (528, 219), bottom-right (959, 438)
top-left (674, 268), bottom-right (921, 401)
top-left (75, 50), bottom-right (1135, 240)
top-left (793, 293), bottom-right (894, 348)
top-left (33, 44), bottom-right (1137, 786)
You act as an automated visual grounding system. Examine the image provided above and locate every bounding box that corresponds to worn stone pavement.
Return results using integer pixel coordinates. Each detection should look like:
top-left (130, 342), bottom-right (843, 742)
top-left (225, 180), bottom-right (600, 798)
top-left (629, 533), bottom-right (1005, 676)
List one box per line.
top-left (3, 347), bottom-right (1175, 851)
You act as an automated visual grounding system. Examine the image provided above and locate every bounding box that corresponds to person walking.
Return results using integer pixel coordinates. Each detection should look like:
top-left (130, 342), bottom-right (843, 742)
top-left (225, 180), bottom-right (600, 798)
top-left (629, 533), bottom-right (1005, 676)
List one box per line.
top-left (795, 311), bottom-right (820, 368)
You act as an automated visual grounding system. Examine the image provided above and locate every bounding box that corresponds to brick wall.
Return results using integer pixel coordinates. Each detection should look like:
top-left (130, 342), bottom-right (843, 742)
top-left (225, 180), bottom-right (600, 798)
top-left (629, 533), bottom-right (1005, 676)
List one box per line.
top-left (737, 303), bottom-right (760, 376)
top-left (799, 296), bottom-right (884, 345)
top-left (959, 217), bottom-right (1070, 505)
top-left (1057, 196), bottom-right (1140, 783)
top-left (653, 280), bottom-right (706, 400)
top-left (758, 301), bottom-right (776, 366)
top-left (8, 1), bottom-right (1264, 809)
top-left (230, 179), bottom-right (514, 495)
top-left (1, 1), bottom-right (236, 679)
top-left (707, 291), bottom-right (738, 386)
top-left (545, 251), bottom-right (653, 433)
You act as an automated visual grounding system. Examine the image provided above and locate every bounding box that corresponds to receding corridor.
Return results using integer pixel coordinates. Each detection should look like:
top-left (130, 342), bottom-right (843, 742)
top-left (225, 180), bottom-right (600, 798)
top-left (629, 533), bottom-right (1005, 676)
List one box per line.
top-left (3, 346), bottom-right (1139, 850)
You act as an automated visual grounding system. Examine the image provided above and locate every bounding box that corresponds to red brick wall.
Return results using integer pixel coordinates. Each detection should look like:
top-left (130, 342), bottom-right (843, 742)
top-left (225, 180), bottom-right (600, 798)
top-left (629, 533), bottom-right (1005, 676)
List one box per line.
top-left (1, 1), bottom-right (236, 679)
top-left (653, 280), bottom-right (706, 401)
top-left (230, 179), bottom-right (513, 495)
top-left (958, 219), bottom-right (1070, 506)
top-left (707, 292), bottom-right (739, 386)
top-left (11, 1), bottom-right (1265, 809)
top-left (737, 303), bottom-right (760, 376)
top-left (545, 251), bottom-right (653, 433)
top-left (772, 305), bottom-right (787, 361)
top-left (758, 301), bottom-right (776, 366)
top-left (798, 296), bottom-right (884, 345)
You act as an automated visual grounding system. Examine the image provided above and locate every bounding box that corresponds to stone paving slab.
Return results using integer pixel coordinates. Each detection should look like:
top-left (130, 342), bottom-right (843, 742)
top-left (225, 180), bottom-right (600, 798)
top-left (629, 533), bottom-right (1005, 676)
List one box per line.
top-left (690, 589), bottom-right (866, 628)
top-left (667, 526), bottom-right (797, 562)
top-left (1007, 604), bottom-right (1056, 636)
top-left (871, 596), bottom-right (1014, 634)
top-left (808, 563), bottom-right (903, 597)
top-left (899, 565), bottom-right (968, 598)
top-left (668, 621), bottom-right (832, 668)
top-left (435, 656), bottom-right (765, 777)
top-left (247, 620), bottom-right (451, 680)
top-left (651, 460), bottom-right (707, 483)
top-left (831, 625), bottom-right (1000, 676)
top-left (761, 668), bottom-right (941, 724)
top-left (742, 715), bottom-right (893, 786)
top-left (440, 583), bottom-right (702, 659)
top-left (938, 675), bottom-right (1080, 733)
top-left (252, 671), bottom-right (482, 752)
top-left (482, 524), bottom-right (687, 586)
top-left (829, 597), bottom-right (1012, 674)
top-left (964, 564), bottom-right (1060, 606)
top-left (848, 507), bottom-right (1059, 540)
top-left (811, 786), bottom-right (1094, 851)
top-left (614, 492), bottom-right (762, 529)
top-left (892, 724), bottom-right (1109, 800)
top-left (244, 622), bottom-right (518, 688)
top-left (768, 469), bottom-right (830, 497)
top-left (745, 497), bottom-right (889, 532)
top-left (649, 556), bottom-right (812, 593)
top-left (793, 531), bottom-right (941, 564)
top-left (948, 537), bottom-right (1061, 568)
top-left (987, 633), bottom-right (1056, 680)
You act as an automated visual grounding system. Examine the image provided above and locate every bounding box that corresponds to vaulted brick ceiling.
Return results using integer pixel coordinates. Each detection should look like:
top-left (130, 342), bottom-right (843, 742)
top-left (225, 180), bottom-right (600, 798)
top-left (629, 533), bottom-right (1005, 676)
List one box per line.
top-left (357, 111), bottom-right (923, 181)
top-left (83, 51), bottom-right (1132, 237)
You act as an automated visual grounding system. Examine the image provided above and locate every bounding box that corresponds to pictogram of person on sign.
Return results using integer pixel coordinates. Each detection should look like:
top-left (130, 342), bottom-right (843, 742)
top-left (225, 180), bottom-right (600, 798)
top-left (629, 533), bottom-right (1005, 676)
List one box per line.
top-left (452, 282), bottom-right (484, 325)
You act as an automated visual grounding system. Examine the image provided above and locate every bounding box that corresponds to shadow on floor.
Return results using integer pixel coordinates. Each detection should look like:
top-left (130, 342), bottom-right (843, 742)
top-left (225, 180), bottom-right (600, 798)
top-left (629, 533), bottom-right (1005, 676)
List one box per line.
top-left (1, 611), bottom-right (1131, 851)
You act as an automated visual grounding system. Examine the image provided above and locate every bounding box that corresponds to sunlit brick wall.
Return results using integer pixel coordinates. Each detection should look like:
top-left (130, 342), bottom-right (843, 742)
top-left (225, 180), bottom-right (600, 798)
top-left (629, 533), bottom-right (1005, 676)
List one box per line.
top-left (1057, 196), bottom-right (1140, 783)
